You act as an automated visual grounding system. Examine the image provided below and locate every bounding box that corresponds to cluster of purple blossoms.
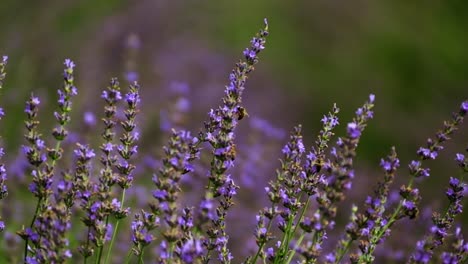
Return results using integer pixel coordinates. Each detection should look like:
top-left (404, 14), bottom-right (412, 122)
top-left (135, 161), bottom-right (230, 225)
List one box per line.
top-left (80, 78), bottom-right (140, 262)
top-left (330, 147), bottom-right (400, 263)
top-left (18, 59), bottom-right (79, 262)
top-left (300, 95), bottom-right (375, 262)
top-left (24, 205), bottom-right (72, 263)
top-left (355, 100), bottom-right (468, 263)
top-left (96, 78), bottom-right (122, 208)
top-left (197, 19), bottom-right (269, 263)
top-left (248, 105), bottom-right (340, 264)
top-left (440, 226), bottom-right (468, 263)
top-left (131, 129), bottom-right (200, 262)
top-left (262, 125), bottom-right (306, 262)
top-left (409, 152), bottom-right (467, 264)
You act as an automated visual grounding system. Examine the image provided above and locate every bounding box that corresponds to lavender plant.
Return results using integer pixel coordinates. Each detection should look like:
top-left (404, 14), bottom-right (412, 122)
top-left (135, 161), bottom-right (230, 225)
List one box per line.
top-left (0, 19), bottom-right (467, 264)
top-left (0, 55), bottom-right (8, 233)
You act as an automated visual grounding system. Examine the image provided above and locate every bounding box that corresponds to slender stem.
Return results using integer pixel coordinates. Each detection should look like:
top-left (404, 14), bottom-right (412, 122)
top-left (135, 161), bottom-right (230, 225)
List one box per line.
top-left (251, 202), bottom-right (276, 264)
top-left (360, 181), bottom-right (413, 261)
top-left (23, 197), bottom-right (42, 261)
top-left (274, 214), bottom-right (295, 264)
top-left (285, 197), bottom-right (310, 264)
top-left (168, 242), bottom-right (176, 263)
top-left (95, 214), bottom-right (110, 264)
top-left (286, 233), bottom-right (304, 264)
top-left (335, 239), bottom-right (353, 264)
top-left (138, 248), bottom-right (144, 264)
top-left (104, 189), bottom-right (127, 264)
top-left (96, 243), bottom-right (104, 264)
top-left (82, 225), bottom-right (92, 264)
top-left (24, 140), bottom-right (62, 262)
top-left (123, 248), bottom-right (133, 264)
top-left (290, 197), bottom-right (309, 241)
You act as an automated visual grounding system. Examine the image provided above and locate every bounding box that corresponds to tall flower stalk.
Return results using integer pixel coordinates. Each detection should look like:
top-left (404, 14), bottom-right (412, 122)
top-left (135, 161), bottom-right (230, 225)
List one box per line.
top-left (85, 77), bottom-right (118, 264)
top-left (0, 55), bottom-right (7, 233)
top-left (102, 81), bottom-right (140, 262)
top-left (247, 103), bottom-right (339, 264)
top-left (293, 95), bottom-right (375, 264)
top-left (197, 19), bottom-right (269, 263)
top-left (329, 147), bottom-right (400, 263)
top-left (18, 59), bottom-right (78, 262)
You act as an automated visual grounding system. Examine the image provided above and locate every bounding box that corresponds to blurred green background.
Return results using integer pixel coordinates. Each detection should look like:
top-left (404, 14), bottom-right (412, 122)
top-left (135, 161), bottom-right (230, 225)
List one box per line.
top-left (0, 0), bottom-right (467, 254)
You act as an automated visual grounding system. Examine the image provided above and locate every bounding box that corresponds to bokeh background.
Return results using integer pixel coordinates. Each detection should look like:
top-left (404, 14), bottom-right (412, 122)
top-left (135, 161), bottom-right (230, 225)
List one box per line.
top-left (0, 0), bottom-right (467, 262)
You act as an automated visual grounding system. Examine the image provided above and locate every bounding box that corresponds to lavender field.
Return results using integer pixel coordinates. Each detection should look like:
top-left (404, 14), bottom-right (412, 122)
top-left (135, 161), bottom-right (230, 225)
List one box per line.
top-left (0, 1), bottom-right (467, 263)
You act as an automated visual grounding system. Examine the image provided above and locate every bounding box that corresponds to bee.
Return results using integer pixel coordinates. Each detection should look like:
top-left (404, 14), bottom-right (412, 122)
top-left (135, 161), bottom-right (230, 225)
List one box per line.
top-left (227, 144), bottom-right (237, 158)
top-left (312, 157), bottom-right (325, 174)
top-left (237, 106), bottom-right (248, 120)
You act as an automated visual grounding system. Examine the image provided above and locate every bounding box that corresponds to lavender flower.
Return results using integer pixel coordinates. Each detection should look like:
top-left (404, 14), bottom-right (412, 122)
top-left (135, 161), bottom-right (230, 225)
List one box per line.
top-left (0, 151), bottom-right (6, 233)
top-left (250, 104), bottom-right (339, 264)
top-left (357, 99), bottom-right (468, 263)
top-left (19, 59), bottom-right (79, 262)
top-left (52, 58), bottom-right (78, 142)
top-left (408, 153), bottom-right (467, 263)
top-left (23, 95), bottom-right (44, 167)
top-left (132, 129), bottom-right (200, 262)
top-left (131, 210), bottom-right (159, 258)
top-left (175, 235), bottom-right (205, 263)
top-left (24, 206), bottom-right (72, 263)
top-left (0, 55), bottom-right (7, 232)
top-left (101, 79), bottom-right (140, 262)
top-left (98, 78), bottom-right (122, 196)
top-left (198, 19), bottom-right (269, 263)
top-left (0, 55), bottom-right (7, 90)
top-left (116, 81), bottom-right (141, 189)
top-left (439, 226), bottom-right (468, 263)
top-left (331, 147), bottom-right (400, 263)
top-left (73, 143), bottom-right (104, 259)
top-left (298, 94), bottom-right (375, 263)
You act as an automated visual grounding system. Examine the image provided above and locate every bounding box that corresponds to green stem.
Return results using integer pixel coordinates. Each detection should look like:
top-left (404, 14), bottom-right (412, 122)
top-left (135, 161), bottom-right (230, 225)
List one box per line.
top-left (285, 197), bottom-right (310, 264)
top-left (96, 243), bottom-right (104, 264)
top-left (23, 197), bottom-right (42, 261)
top-left (104, 189), bottom-right (127, 264)
top-left (24, 140), bottom-right (62, 261)
top-left (273, 214), bottom-right (295, 264)
top-left (286, 233), bottom-right (305, 264)
top-left (167, 242), bottom-right (176, 263)
top-left (123, 248), bottom-right (133, 264)
top-left (250, 213), bottom-right (275, 264)
top-left (95, 214), bottom-right (109, 264)
top-left (83, 225), bottom-right (91, 264)
top-left (138, 248), bottom-right (144, 264)
top-left (290, 197), bottom-right (309, 241)
top-left (334, 239), bottom-right (352, 264)
top-left (359, 183), bottom-right (410, 262)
